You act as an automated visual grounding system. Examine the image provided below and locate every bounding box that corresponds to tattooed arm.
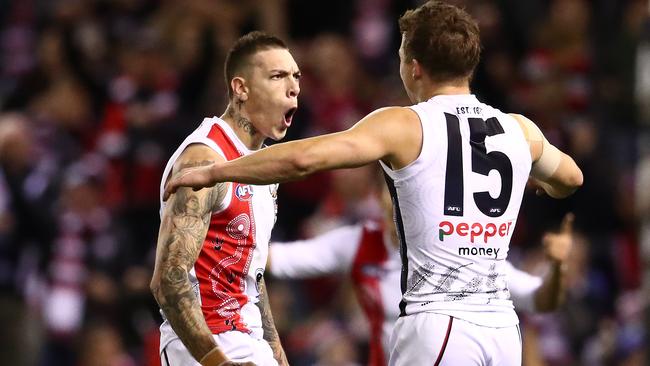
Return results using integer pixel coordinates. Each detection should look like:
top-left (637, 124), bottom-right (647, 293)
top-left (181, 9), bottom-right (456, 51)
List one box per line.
top-left (256, 277), bottom-right (288, 365)
top-left (150, 145), bottom-right (234, 366)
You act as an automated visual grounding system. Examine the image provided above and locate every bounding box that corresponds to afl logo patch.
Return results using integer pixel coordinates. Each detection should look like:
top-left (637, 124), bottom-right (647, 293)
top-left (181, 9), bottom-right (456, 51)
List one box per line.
top-left (254, 268), bottom-right (264, 295)
top-left (235, 184), bottom-right (254, 201)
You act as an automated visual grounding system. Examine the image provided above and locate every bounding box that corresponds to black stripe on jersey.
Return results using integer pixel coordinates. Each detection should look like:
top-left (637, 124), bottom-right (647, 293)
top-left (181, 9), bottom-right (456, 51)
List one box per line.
top-left (444, 113), bottom-right (464, 216)
top-left (163, 347), bottom-right (171, 366)
top-left (383, 172), bottom-right (409, 317)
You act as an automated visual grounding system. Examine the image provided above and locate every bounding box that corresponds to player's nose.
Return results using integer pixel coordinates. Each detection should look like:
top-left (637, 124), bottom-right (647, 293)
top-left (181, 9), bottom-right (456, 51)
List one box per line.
top-left (287, 79), bottom-right (300, 98)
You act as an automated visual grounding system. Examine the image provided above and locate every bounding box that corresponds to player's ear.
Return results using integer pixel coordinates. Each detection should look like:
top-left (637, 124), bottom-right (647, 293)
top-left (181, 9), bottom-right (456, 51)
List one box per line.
top-left (231, 77), bottom-right (249, 102)
top-left (411, 59), bottom-right (423, 80)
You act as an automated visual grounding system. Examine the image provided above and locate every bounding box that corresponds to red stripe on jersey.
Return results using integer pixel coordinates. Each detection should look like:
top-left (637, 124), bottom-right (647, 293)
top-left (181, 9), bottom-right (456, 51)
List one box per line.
top-left (350, 221), bottom-right (389, 366)
top-left (194, 123), bottom-right (257, 334)
top-left (207, 124), bottom-right (243, 160)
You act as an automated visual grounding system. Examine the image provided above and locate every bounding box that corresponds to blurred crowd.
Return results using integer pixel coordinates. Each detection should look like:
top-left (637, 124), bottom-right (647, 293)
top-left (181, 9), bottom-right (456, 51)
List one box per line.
top-left (0, 0), bottom-right (648, 365)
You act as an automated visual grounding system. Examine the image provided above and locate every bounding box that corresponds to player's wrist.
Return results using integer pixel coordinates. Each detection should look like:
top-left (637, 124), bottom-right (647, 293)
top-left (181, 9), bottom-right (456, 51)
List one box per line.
top-left (199, 346), bottom-right (228, 366)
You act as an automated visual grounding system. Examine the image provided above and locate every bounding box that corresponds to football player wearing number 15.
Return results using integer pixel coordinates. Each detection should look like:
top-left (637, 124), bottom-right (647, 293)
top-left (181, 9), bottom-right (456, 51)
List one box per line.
top-left (163, 2), bottom-right (583, 366)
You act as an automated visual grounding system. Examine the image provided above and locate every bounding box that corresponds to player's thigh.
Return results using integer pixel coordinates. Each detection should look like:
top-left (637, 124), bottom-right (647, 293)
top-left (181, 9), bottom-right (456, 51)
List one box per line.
top-left (489, 324), bottom-right (522, 366)
top-left (388, 312), bottom-right (483, 366)
top-left (437, 318), bottom-right (521, 366)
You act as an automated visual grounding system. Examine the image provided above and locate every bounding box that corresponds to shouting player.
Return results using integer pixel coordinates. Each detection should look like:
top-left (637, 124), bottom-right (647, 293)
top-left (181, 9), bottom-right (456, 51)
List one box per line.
top-left (151, 31), bottom-right (300, 366)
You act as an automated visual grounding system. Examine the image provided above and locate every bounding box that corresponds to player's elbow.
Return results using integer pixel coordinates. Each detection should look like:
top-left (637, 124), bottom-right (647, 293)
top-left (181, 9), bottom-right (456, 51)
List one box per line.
top-left (290, 150), bottom-right (320, 178)
top-left (548, 164), bottom-right (583, 198)
top-left (150, 269), bottom-right (183, 303)
top-left (150, 277), bottom-right (162, 302)
top-left (559, 167), bottom-right (583, 197)
top-left (292, 138), bottom-right (366, 177)
top-left (561, 157), bottom-right (583, 190)
top-left (569, 167), bottom-right (583, 189)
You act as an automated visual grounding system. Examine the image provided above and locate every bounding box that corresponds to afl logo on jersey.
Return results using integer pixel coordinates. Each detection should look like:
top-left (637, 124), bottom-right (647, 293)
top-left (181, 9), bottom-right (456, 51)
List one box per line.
top-left (254, 268), bottom-right (264, 296)
top-left (235, 184), bottom-right (254, 201)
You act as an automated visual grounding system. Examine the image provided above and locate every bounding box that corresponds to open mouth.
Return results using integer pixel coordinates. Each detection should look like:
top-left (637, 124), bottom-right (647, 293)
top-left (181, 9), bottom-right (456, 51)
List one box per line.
top-left (283, 107), bottom-right (297, 126)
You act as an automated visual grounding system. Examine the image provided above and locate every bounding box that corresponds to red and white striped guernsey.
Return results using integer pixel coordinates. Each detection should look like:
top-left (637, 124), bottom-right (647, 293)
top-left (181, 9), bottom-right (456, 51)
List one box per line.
top-left (158, 117), bottom-right (278, 351)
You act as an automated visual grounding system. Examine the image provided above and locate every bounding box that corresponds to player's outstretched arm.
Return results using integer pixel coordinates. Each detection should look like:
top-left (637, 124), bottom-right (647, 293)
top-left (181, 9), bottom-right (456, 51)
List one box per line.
top-left (268, 225), bottom-right (362, 279)
top-left (256, 276), bottom-right (289, 365)
top-left (150, 145), bottom-right (238, 366)
top-left (533, 213), bottom-right (574, 312)
top-left (163, 107), bottom-right (420, 200)
top-left (511, 114), bottom-right (583, 198)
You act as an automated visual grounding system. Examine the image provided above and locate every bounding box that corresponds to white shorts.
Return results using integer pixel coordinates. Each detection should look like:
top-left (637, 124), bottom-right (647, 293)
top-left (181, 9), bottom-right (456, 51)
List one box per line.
top-left (388, 312), bottom-right (522, 366)
top-left (160, 331), bottom-right (278, 366)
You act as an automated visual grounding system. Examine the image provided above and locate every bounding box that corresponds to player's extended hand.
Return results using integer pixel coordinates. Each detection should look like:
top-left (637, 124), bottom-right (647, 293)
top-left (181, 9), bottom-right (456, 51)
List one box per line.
top-left (542, 213), bottom-right (574, 263)
top-left (163, 163), bottom-right (218, 201)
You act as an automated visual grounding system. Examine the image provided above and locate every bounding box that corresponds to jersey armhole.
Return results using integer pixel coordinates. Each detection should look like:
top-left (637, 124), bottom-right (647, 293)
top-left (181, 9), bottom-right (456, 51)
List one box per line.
top-left (510, 113), bottom-right (542, 163)
top-left (380, 106), bottom-right (427, 180)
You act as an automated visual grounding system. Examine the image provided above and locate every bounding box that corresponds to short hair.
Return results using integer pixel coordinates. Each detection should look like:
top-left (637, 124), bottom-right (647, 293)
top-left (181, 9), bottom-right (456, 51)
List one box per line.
top-left (224, 31), bottom-right (288, 99)
top-left (398, 1), bottom-right (481, 82)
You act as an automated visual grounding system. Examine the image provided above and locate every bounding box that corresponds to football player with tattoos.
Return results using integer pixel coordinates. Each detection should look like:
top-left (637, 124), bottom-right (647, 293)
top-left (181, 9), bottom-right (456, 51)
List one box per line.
top-left (163, 2), bottom-right (583, 365)
top-left (150, 31), bottom-right (299, 366)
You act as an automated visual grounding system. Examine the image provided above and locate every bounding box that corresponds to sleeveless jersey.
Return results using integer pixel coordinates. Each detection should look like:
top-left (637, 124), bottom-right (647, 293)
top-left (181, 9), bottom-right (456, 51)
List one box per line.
top-left (158, 117), bottom-right (278, 350)
top-left (380, 94), bottom-right (531, 327)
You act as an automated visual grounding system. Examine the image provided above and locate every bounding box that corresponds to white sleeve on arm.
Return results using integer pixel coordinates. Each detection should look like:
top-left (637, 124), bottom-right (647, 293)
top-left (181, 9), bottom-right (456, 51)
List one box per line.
top-left (270, 225), bottom-right (363, 279)
top-left (505, 261), bottom-right (543, 313)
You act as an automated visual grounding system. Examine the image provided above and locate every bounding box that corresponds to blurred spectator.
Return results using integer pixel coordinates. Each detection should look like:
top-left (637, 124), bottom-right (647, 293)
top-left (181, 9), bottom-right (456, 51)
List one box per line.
top-left (77, 322), bottom-right (136, 366)
top-left (304, 34), bottom-right (374, 135)
top-left (302, 165), bottom-right (382, 236)
top-left (0, 112), bottom-right (52, 366)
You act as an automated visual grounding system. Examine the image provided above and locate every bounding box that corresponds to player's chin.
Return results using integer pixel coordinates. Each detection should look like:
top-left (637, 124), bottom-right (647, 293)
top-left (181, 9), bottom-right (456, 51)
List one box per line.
top-left (269, 126), bottom-right (288, 141)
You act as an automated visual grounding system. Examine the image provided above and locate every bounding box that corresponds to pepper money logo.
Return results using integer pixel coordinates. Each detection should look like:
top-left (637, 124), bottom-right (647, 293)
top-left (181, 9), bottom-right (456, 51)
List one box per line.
top-left (438, 220), bottom-right (513, 244)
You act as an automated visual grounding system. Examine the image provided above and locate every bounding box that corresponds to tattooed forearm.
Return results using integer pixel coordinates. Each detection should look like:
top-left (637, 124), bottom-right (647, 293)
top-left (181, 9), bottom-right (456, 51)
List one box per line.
top-left (151, 175), bottom-right (227, 362)
top-left (256, 277), bottom-right (288, 365)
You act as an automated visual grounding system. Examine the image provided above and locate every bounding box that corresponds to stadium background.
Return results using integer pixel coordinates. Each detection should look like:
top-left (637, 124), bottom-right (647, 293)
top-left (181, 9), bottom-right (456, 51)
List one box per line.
top-left (0, 0), bottom-right (648, 365)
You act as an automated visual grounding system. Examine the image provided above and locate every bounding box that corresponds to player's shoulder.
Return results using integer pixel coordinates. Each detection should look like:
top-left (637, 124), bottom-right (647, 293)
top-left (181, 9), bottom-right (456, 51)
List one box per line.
top-left (360, 106), bottom-right (421, 132)
top-left (368, 105), bottom-right (418, 119)
top-left (508, 113), bottom-right (533, 126)
top-left (177, 143), bottom-right (223, 163)
top-left (506, 113), bottom-right (543, 142)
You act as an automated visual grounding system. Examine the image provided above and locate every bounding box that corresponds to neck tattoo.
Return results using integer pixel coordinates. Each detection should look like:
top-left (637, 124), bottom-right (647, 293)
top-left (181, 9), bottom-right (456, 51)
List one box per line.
top-left (236, 116), bottom-right (256, 136)
top-left (227, 102), bottom-right (257, 136)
